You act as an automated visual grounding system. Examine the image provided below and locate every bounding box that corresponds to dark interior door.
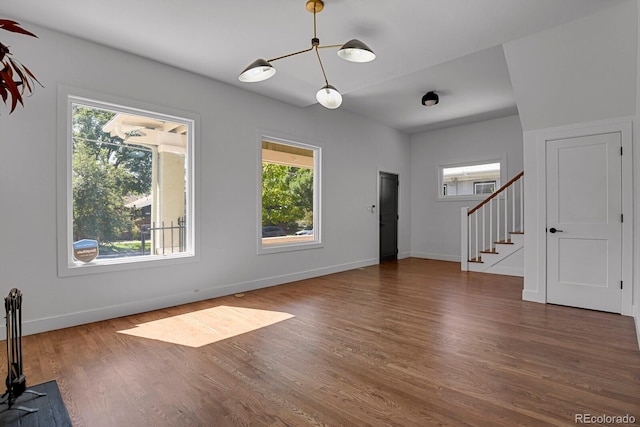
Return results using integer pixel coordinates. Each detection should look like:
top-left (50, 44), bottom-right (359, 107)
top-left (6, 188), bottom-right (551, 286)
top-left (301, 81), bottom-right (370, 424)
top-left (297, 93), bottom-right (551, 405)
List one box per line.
top-left (379, 172), bottom-right (398, 261)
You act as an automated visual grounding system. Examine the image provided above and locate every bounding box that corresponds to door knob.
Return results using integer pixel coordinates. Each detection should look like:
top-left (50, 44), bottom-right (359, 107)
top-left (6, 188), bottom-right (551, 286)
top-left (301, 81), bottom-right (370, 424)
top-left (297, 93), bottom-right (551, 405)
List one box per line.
top-left (549, 227), bottom-right (563, 233)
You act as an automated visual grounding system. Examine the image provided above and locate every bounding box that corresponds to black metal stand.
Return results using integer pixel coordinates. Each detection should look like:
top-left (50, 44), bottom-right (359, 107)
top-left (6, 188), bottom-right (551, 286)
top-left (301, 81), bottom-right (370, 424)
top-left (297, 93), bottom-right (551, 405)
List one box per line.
top-left (0, 288), bottom-right (45, 414)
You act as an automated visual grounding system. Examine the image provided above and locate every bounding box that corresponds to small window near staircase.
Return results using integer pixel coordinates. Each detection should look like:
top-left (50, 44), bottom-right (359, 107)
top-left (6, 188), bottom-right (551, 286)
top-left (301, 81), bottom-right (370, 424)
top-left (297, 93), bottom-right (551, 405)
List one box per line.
top-left (438, 159), bottom-right (503, 200)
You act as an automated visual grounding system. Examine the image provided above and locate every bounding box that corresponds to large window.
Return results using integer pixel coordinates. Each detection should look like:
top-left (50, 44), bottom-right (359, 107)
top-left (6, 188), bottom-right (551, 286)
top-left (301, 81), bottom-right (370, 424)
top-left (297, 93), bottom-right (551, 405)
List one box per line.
top-left (58, 92), bottom-right (195, 275)
top-left (438, 159), bottom-right (503, 200)
top-left (258, 137), bottom-right (321, 253)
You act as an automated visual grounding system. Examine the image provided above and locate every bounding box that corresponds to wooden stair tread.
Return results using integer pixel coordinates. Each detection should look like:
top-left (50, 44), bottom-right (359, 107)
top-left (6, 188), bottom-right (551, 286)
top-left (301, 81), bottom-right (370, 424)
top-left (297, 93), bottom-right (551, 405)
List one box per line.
top-left (495, 240), bottom-right (513, 245)
top-left (468, 257), bottom-right (483, 263)
top-left (510, 231), bottom-right (524, 235)
top-left (480, 249), bottom-right (499, 254)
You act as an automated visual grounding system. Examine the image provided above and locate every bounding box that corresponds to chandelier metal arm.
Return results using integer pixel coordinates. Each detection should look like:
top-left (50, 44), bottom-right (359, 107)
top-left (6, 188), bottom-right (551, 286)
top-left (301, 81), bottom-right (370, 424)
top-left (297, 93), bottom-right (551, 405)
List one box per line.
top-left (312, 0), bottom-right (328, 86)
top-left (267, 46), bottom-right (314, 63)
top-left (313, 3), bottom-right (318, 38)
top-left (317, 44), bottom-right (343, 49)
top-left (267, 3), bottom-right (338, 64)
top-left (267, 42), bottom-right (343, 63)
top-left (314, 47), bottom-right (329, 86)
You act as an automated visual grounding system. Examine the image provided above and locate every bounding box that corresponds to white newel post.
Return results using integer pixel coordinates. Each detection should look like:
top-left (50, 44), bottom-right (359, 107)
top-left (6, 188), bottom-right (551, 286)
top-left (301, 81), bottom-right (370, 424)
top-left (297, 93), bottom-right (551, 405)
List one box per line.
top-left (461, 207), bottom-right (469, 271)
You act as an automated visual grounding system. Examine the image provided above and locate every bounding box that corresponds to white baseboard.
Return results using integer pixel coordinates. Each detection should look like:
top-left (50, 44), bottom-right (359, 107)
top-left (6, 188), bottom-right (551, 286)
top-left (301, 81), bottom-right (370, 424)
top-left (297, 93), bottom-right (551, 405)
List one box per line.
top-left (522, 289), bottom-right (544, 303)
top-left (411, 252), bottom-right (460, 262)
top-left (485, 266), bottom-right (524, 277)
top-left (18, 258), bottom-right (379, 338)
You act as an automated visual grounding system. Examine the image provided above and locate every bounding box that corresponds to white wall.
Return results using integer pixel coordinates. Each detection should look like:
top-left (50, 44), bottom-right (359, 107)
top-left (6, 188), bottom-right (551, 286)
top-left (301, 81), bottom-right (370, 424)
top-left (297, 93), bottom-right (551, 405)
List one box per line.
top-left (503, 0), bottom-right (637, 132)
top-left (409, 115), bottom-right (523, 261)
top-left (504, 1), bottom-right (639, 328)
top-left (0, 21), bottom-right (411, 336)
top-left (635, 0), bottom-right (640, 342)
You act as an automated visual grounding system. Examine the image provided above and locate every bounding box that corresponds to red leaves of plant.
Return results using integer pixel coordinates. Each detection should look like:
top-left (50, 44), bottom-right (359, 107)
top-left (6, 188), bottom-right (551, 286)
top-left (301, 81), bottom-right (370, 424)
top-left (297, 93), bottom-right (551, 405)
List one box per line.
top-left (0, 20), bottom-right (37, 38)
top-left (0, 64), bottom-right (21, 112)
top-left (0, 20), bottom-right (41, 114)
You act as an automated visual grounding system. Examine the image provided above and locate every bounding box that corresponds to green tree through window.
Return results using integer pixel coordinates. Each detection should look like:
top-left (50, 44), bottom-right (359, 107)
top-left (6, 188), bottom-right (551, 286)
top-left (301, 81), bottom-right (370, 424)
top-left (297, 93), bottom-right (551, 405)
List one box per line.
top-left (260, 138), bottom-right (319, 250)
top-left (262, 163), bottom-right (312, 229)
top-left (72, 136), bottom-right (135, 242)
top-left (72, 105), bottom-right (153, 246)
top-left (71, 103), bottom-right (190, 260)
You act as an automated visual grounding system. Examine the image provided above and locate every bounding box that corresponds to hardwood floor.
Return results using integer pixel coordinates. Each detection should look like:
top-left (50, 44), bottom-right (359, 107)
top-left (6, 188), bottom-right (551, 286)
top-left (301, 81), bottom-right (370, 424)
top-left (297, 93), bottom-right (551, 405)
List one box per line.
top-left (4, 259), bottom-right (640, 426)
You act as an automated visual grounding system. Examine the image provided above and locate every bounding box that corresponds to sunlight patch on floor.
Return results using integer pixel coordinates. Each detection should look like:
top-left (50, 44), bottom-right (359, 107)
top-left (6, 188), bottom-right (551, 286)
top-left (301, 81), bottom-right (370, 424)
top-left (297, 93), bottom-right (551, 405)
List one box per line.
top-left (118, 306), bottom-right (295, 347)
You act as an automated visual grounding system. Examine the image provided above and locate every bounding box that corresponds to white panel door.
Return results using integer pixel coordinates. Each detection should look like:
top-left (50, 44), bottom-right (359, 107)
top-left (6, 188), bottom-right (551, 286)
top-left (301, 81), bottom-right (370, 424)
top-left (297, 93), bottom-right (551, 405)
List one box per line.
top-left (546, 132), bottom-right (622, 313)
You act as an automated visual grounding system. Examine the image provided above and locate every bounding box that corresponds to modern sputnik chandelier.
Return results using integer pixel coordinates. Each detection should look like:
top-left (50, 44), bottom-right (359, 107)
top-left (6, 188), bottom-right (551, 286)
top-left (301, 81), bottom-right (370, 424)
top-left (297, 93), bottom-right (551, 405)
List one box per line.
top-left (238, 0), bottom-right (375, 109)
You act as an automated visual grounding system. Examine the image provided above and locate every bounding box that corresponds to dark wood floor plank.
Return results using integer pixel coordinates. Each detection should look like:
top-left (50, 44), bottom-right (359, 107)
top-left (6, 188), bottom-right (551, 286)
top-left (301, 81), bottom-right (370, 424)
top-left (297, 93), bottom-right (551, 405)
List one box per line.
top-left (1, 259), bottom-right (639, 426)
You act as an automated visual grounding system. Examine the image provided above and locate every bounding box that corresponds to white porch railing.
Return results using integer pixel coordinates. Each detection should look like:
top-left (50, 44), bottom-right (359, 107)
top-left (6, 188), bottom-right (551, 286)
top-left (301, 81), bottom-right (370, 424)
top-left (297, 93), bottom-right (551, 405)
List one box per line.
top-left (461, 171), bottom-right (524, 270)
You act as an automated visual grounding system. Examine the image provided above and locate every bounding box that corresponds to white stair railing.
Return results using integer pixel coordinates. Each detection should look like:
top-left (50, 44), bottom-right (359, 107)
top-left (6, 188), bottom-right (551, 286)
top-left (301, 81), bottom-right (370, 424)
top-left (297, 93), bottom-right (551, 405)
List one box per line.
top-left (461, 172), bottom-right (524, 270)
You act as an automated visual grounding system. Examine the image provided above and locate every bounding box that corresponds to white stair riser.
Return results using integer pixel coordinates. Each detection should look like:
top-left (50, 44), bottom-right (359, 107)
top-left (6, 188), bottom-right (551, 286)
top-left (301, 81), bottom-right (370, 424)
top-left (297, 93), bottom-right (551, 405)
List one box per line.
top-left (468, 233), bottom-right (524, 276)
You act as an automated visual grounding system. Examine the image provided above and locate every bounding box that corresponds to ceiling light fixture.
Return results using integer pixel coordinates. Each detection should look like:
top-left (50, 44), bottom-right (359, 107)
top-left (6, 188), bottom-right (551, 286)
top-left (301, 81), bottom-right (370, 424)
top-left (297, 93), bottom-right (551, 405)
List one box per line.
top-left (421, 91), bottom-right (439, 107)
top-left (238, 0), bottom-right (375, 109)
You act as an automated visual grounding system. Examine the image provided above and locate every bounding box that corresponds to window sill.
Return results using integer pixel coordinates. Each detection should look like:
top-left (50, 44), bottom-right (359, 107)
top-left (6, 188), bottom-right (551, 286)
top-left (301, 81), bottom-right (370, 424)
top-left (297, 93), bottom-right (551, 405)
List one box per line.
top-left (58, 252), bottom-right (197, 277)
top-left (258, 240), bottom-right (323, 255)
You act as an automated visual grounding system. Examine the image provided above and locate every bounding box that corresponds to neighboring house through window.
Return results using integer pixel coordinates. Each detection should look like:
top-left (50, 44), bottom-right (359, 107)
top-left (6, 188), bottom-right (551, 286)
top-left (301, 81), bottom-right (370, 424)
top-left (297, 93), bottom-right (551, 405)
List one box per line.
top-left (438, 159), bottom-right (503, 200)
top-left (473, 180), bottom-right (497, 194)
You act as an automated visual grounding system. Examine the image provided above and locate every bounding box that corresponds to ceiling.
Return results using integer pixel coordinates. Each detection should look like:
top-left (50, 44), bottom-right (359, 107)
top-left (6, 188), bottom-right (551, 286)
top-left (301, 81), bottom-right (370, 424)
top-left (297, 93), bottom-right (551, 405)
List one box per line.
top-left (0, 0), bottom-right (627, 133)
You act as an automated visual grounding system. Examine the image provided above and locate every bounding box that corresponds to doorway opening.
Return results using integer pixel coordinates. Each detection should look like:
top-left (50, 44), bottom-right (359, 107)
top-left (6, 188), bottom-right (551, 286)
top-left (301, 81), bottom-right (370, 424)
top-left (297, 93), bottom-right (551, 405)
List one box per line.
top-left (379, 172), bottom-right (398, 262)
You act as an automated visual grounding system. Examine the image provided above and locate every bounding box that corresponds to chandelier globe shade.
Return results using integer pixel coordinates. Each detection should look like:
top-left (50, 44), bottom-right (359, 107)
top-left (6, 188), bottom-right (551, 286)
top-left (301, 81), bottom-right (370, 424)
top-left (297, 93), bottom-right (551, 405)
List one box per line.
top-left (238, 59), bottom-right (276, 83)
top-left (337, 39), bottom-right (376, 63)
top-left (316, 85), bottom-right (342, 109)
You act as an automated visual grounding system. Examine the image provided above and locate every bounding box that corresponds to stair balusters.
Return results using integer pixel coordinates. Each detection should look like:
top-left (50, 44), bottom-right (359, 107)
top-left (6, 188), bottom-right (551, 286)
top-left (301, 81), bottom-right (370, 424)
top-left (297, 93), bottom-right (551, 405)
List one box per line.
top-left (461, 171), bottom-right (524, 270)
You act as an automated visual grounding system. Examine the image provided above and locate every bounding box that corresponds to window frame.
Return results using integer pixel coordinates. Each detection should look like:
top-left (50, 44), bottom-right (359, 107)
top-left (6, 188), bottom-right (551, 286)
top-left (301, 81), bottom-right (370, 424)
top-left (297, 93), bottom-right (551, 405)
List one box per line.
top-left (56, 86), bottom-right (199, 277)
top-left (473, 180), bottom-right (497, 195)
top-left (437, 156), bottom-right (506, 202)
top-left (257, 133), bottom-right (322, 255)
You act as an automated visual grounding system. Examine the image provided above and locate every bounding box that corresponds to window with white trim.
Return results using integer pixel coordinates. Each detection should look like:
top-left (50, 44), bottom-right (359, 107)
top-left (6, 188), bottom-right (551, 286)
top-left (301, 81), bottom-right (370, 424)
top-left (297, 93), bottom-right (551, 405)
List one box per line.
top-left (58, 93), bottom-right (195, 275)
top-left (473, 180), bottom-right (497, 194)
top-left (258, 137), bottom-right (321, 253)
top-left (438, 159), bottom-right (503, 200)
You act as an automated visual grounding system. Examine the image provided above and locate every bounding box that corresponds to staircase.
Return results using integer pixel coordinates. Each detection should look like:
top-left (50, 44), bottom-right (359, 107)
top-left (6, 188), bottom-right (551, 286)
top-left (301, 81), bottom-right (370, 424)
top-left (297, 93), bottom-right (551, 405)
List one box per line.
top-left (461, 171), bottom-right (524, 276)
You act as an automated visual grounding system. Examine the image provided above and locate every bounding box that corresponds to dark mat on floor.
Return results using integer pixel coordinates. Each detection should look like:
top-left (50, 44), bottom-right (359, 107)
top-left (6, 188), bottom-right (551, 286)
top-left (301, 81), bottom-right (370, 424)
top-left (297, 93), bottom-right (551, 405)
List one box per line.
top-left (0, 380), bottom-right (72, 426)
